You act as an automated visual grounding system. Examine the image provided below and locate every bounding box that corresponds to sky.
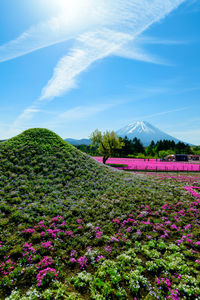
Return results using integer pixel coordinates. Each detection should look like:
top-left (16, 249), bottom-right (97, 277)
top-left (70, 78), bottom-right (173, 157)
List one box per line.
top-left (0, 0), bottom-right (200, 145)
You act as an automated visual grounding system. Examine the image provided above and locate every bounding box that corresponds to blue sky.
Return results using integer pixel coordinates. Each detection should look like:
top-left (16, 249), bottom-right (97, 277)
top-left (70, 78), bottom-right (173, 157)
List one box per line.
top-left (0, 0), bottom-right (200, 144)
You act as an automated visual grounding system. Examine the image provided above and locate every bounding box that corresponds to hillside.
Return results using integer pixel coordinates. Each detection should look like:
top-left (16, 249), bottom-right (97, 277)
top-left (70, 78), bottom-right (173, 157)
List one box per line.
top-left (0, 129), bottom-right (199, 299)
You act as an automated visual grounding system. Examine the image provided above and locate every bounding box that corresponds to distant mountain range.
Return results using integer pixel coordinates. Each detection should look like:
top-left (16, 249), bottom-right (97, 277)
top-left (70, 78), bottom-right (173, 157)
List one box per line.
top-left (65, 138), bottom-right (91, 146)
top-left (66, 121), bottom-right (185, 147)
top-left (116, 121), bottom-right (182, 146)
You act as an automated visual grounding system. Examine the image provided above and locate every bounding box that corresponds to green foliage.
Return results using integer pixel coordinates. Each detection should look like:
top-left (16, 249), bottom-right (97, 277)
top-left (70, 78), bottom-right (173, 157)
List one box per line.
top-left (0, 128), bottom-right (200, 299)
top-left (90, 129), bottom-right (124, 163)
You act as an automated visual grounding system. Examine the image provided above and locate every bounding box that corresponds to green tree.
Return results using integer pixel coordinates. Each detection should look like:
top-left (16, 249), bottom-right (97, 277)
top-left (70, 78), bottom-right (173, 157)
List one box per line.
top-left (132, 137), bottom-right (145, 154)
top-left (90, 129), bottom-right (124, 164)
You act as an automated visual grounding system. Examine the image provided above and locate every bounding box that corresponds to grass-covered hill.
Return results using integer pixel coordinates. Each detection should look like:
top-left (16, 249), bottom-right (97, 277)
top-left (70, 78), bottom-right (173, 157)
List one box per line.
top-left (0, 128), bottom-right (199, 299)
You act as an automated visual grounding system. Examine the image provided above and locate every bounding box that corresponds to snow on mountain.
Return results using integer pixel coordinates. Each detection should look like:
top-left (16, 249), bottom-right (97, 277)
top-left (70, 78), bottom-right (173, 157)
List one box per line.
top-left (116, 121), bottom-right (181, 146)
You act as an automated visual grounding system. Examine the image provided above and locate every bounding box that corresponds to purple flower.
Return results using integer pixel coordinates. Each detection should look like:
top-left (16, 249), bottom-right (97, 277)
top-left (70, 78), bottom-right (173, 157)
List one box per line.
top-left (78, 256), bottom-right (87, 269)
top-left (96, 255), bottom-right (105, 262)
top-left (104, 246), bottom-right (112, 253)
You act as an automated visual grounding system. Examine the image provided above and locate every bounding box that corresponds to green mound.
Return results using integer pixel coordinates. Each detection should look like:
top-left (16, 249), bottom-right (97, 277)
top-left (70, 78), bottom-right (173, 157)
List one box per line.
top-left (0, 129), bottom-right (199, 299)
top-left (0, 128), bottom-right (116, 186)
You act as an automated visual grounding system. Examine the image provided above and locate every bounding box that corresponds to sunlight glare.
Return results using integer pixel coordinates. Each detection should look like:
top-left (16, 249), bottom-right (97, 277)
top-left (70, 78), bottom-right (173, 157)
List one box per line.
top-left (50, 0), bottom-right (91, 18)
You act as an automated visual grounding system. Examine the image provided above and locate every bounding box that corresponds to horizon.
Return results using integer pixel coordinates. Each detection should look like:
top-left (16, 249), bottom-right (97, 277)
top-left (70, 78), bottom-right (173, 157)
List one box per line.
top-left (0, 0), bottom-right (200, 144)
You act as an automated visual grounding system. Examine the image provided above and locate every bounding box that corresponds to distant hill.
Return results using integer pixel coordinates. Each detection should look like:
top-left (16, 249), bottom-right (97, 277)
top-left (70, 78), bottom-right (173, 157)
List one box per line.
top-left (116, 121), bottom-right (183, 146)
top-left (65, 138), bottom-right (91, 145)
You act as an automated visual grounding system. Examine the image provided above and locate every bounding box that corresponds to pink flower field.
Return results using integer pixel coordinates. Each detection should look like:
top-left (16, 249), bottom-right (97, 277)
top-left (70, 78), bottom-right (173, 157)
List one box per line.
top-left (94, 157), bottom-right (200, 172)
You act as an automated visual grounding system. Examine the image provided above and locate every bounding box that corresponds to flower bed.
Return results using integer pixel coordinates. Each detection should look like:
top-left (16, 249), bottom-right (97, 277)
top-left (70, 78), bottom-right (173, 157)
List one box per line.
top-left (94, 157), bottom-right (200, 172)
top-left (184, 186), bottom-right (200, 199)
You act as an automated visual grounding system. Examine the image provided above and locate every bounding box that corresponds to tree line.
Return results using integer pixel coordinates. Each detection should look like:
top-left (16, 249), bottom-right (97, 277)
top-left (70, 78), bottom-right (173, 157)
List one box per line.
top-left (75, 130), bottom-right (200, 163)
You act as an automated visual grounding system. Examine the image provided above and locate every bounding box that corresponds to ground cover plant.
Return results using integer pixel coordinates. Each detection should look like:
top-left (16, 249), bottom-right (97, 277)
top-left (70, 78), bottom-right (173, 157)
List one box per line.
top-left (0, 129), bottom-right (200, 299)
top-left (94, 157), bottom-right (200, 172)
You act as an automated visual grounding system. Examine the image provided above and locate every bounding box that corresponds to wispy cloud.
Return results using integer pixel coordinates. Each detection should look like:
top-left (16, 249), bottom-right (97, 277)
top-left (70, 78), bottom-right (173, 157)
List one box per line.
top-left (113, 35), bottom-right (187, 65)
top-left (138, 106), bottom-right (190, 120)
top-left (3, 0), bottom-right (186, 131)
top-left (43, 103), bottom-right (115, 128)
top-left (122, 107), bottom-right (190, 125)
top-left (40, 29), bottom-right (132, 100)
top-left (40, 0), bottom-right (186, 101)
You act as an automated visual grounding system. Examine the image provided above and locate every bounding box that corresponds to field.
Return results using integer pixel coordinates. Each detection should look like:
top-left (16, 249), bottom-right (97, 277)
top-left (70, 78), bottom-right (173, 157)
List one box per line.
top-left (0, 129), bottom-right (200, 299)
top-left (94, 157), bottom-right (200, 172)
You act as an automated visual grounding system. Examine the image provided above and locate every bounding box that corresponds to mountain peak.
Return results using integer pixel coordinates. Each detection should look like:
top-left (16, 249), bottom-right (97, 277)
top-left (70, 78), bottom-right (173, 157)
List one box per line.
top-left (116, 121), bottom-right (181, 146)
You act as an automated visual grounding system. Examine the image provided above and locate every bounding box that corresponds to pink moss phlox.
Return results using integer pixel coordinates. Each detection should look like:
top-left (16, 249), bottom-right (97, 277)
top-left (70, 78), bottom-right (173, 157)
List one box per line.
top-left (59, 221), bottom-right (66, 227)
top-left (36, 267), bottom-right (59, 287)
top-left (96, 231), bottom-right (103, 240)
top-left (184, 186), bottom-right (200, 199)
top-left (65, 230), bottom-right (73, 237)
top-left (112, 219), bottom-right (121, 224)
top-left (41, 241), bottom-right (52, 249)
top-left (93, 157), bottom-right (200, 172)
top-left (35, 220), bottom-right (47, 229)
top-left (0, 258), bottom-right (16, 275)
top-left (111, 236), bottom-right (119, 242)
top-left (22, 228), bottom-right (35, 234)
top-left (51, 216), bottom-right (64, 223)
top-left (76, 218), bottom-right (83, 224)
top-left (96, 255), bottom-right (105, 262)
top-left (37, 256), bottom-right (54, 269)
top-left (23, 243), bottom-right (36, 253)
top-left (78, 256), bottom-right (87, 269)
top-left (195, 260), bottom-right (200, 264)
top-left (146, 235), bottom-right (152, 239)
top-left (104, 246), bottom-right (112, 253)
top-left (70, 250), bottom-right (77, 257)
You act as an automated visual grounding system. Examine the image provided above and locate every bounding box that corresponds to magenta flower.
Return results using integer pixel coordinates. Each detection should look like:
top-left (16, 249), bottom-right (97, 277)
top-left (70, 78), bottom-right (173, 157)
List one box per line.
top-left (37, 256), bottom-right (54, 269)
top-left (76, 218), bottom-right (83, 224)
top-left (65, 230), bottom-right (73, 237)
top-left (96, 231), bottom-right (103, 240)
top-left (78, 256), bottom-right (87, 269)
top-left (104, 246), bottom-right (112, 253)
top-left (51, 216), bottom-right (63, 222)
top-left (96, 255), bottom-right (105, 262)
top-left (70, 250), bottom-right (76, 257)
top-left (22, 228), bottom-right (35, 234)
top-left (112, 219), bottom-right (121, 224)
top-left (41, 241), bottom-right (52, 249)
top-left (36, 267), bottom-right (59, 287)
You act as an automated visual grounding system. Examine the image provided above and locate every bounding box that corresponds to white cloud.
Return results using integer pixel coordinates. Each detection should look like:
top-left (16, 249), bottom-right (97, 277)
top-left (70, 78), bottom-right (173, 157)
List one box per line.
top-left (141, 107), bottom-right (190, 119)
top-left (114, 44), bottom-right (168, 65)
top-left (40, 29), bottom-right (132, 100)
top-left (40, 0), bottom-right (186, 101)
top-left (0, 1), bottom-right (106, 63)
top-left (4, 0), bottom-right (186, 131)
top-left (49, 104), bottom-right (114, 125)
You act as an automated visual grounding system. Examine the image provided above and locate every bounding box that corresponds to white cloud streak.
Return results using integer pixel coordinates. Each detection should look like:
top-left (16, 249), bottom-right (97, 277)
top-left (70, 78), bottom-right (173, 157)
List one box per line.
top-left (40, 0), bottom-right (186, 101)
top-left (44, 103), bottom-right (114, 127)
top-left (137, 106), bottom-right (190, 120)
top-left (3, 0), bottom-right (186, 131)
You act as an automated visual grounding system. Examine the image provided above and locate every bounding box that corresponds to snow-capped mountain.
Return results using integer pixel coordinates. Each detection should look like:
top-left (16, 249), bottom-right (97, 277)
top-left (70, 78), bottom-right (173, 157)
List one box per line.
top-left (116, 121), bottom-right (181, 146)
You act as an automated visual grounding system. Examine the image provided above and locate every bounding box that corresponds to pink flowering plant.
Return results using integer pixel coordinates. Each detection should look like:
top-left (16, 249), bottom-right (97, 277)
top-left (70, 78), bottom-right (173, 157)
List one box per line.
top-left (36, 267), bottom-right (59, 287)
